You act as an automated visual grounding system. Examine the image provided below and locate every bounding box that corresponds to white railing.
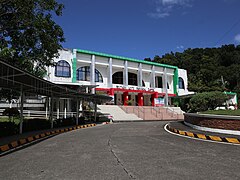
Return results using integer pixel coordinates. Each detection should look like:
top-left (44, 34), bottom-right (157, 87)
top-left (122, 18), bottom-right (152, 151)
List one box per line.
top-left (0, 109), bottom-right (78, 119)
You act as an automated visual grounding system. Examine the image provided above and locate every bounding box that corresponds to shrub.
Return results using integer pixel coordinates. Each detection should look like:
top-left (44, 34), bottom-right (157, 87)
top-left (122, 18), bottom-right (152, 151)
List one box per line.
top-left (23, 119), bottom-right (51, 132)
top-left (189, 91), bottom-right (229, 113)
top-left (3, 108), bottom-right (20, 118)
top-left (0, 122), bottom-right (18, 137)
top-left (78, 116), bottom-right (86, 124)
top-left (54, 117), bottom-right (75, 127)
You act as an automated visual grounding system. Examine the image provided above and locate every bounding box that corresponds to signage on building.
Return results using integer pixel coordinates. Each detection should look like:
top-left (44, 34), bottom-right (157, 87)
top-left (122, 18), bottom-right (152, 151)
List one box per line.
top-left (154, 98), bottom-right (164, 106)
top-left (115, 85), bottom-right (154, 92)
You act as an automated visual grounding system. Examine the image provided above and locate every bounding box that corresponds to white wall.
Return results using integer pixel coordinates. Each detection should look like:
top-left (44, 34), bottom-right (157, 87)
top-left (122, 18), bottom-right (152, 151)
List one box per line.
top-left (47, 50), bottom-right (192, 97)
top-left (49, 49), bottom-right (73, 83)
top-left (178, 68), bottom-right (194, 96)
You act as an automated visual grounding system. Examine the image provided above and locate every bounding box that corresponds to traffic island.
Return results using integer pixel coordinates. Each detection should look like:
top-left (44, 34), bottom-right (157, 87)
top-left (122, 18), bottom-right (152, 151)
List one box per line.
top-left (184, 113), bottom-right (240, 131)
top-left (166, 121), bottom-right (240, 144)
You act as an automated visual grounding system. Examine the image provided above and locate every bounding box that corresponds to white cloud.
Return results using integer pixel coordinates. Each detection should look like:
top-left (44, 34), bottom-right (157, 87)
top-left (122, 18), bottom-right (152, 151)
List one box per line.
top-left (234, 34), bottom-right (240, 43)
top-left (148, 0), bottom-right (193, 19)
top-left (177, 45), bottom-right (184, 49)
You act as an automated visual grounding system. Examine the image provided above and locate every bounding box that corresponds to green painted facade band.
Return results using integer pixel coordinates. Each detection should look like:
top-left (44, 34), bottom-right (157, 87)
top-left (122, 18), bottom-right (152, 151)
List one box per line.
top-left (173, 68), bottom-right (179, 95)
top-left (72, 49), bottom-right (77, 83)
top-left (77, 49), bottom-right (178, 70)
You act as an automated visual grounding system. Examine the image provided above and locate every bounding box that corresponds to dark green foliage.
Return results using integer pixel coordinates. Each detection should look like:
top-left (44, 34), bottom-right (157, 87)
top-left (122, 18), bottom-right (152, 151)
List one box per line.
top-left (0, 89), bottom-right (20, 102)
top-left (54, 117), bottom-right (76, 127)
top-left (147, 44), bottom-right (240, 105)
top-left (148, 44), bottom-right (240, 93)
top-left (0, 0), bottom-right (65, 76)
top-left (0, 122), bottom-right (18, 137)
top-left (189, 91), bottom-right (228, 113)
top-left (3, 107), bottom-right (20, 118)
top-left (23, 118), bottom-right (51, 131)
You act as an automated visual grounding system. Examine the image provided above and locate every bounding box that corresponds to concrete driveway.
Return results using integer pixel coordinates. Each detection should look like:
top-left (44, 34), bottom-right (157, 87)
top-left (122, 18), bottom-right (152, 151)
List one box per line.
top-left (0, 122), bottom-right (239, 180)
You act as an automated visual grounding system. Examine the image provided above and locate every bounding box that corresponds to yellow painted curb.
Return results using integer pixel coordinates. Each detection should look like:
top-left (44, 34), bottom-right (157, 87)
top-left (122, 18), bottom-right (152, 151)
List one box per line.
top-left (225, 138), bottom-right (240, 144)
top-left (11, 141), bottom-right (18, 148)
top-left (0, 123), bottom-right (97, 155)
top-left (19, 139), bottom-right (27, 145)
top-left (0, 145), bottom-right (10, 152)
top-left (167, 124), bottom-right (240, 145)
top-left (27, 137), bottom-right (34, 142)
top-left (209, 136), bottom-right (222, 142)
top-left (186, 132), bottom-right (194, 137)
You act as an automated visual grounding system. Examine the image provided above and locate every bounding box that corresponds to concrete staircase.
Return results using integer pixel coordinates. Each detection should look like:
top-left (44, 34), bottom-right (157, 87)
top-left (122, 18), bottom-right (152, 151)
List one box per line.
top-left (97, 105), bottom-right (143, 122)
top-left (120, 106), bottom-right (184, 121)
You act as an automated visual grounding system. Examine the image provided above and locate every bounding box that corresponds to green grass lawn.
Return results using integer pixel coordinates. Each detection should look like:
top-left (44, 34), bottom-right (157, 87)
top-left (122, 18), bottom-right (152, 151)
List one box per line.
top-left (200, 109), bottom-right (240, 116)
top-left (0, 116), bottom-right (20, 124)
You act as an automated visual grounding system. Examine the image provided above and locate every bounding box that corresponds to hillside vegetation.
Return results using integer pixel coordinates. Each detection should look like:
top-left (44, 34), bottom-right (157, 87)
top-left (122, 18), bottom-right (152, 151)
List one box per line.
top-left (145, 44), bottom-right (240, 94)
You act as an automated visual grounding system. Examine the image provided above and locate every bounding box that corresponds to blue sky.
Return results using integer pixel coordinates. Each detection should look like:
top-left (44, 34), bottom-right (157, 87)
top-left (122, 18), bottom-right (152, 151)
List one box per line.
top-left (55, 0), bottom-right (240, 60)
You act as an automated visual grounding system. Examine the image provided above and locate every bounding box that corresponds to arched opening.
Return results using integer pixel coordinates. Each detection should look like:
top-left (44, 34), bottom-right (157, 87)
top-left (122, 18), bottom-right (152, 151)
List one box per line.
top-left (76, 66), bottom-right (103, 82)
top-left (55, 60), bottom-right (71, 77)
top-left (178, 77), bottom-right (185, 89)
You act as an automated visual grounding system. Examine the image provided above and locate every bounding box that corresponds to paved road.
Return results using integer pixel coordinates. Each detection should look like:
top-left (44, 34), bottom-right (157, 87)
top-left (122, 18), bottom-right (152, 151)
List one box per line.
top-left (0, 122), bottom-right (240, 180)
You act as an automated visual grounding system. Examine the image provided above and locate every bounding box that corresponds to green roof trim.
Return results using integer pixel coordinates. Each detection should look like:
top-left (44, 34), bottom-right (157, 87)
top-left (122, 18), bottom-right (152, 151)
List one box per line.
top-left (76, 49), bottom-right (178, 70)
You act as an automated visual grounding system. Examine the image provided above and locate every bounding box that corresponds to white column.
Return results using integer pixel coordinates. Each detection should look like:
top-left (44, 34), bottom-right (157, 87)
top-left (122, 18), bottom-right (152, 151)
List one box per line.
top-left (67, 99), bottom-right (70, 111)
top-left (90, 55), bottom-right (95, 94)
top-left (79, 100), bottom-right (82, 116)
top-left (81, 100), bottom-right (84, 117)
top-left (64, 99), bottom-right (67, 119)
top-left (151, 65), bottom-right (155, 88)
top-left (94, 101), bottom-right (97, 122)
top-left (19, 86), bottom-right (24, 134)
top-left (123, 60), bottom-right (128, 86)
top-left (57, 98), bottom-right (59, 119)
top-left (138, 63), bottom-right (143, 86)
top-left (164, 67), bottom-right (168, 106)
top-left (45, 97), bottom-right (48, 119)
top-left (76, 99), bottom-right (79, 125)
top-left (50, 96), bottom-right (53, 129)
top-left (108, 57), bottom-right (113, 87)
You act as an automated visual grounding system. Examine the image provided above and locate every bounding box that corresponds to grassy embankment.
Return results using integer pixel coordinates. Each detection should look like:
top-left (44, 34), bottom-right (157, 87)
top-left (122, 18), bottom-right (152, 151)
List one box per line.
top-left (200, 109), bottom-right (240, 116)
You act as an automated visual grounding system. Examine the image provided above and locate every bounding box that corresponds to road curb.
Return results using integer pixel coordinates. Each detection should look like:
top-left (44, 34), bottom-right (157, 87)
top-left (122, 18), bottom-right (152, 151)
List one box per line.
top-left (0, 123), bottom-right (96, 155)
top-left (166, 124), bottom-right (240, 144)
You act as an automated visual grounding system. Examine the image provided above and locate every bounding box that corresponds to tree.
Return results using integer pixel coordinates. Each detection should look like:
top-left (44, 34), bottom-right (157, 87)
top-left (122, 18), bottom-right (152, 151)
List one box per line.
top-left (189, 91), bottom-right (229, 113)
top-left (0, 0), bottom-right (65, 76)
top-left (147, 44), bottom-right (240, 95)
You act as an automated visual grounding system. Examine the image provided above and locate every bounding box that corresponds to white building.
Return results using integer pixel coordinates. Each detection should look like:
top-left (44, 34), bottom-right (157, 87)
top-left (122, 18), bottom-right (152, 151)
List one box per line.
top-left (47, 48), bottom-right (193, 107)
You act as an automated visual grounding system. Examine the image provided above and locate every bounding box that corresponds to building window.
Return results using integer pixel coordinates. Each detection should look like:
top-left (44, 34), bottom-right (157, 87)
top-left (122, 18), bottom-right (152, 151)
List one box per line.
top-left (112, 72), bottom-right (139, 86)
top-left (55, 60), bottom-right (71, 77)
top-left (155, 76), bottom-right (169, 89)
top-left (113, 72), bottom-right (123, 84)
top-left (155, 76), bottom-right (163, 88)
top-left (77, 66), bottom-right (103, 82)
top-left (179, 77), bottom-right (185, 89)
top-left (95, 69), bottom-right (103, 82)
top-left (128, 72), bottom-right (137, 86)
